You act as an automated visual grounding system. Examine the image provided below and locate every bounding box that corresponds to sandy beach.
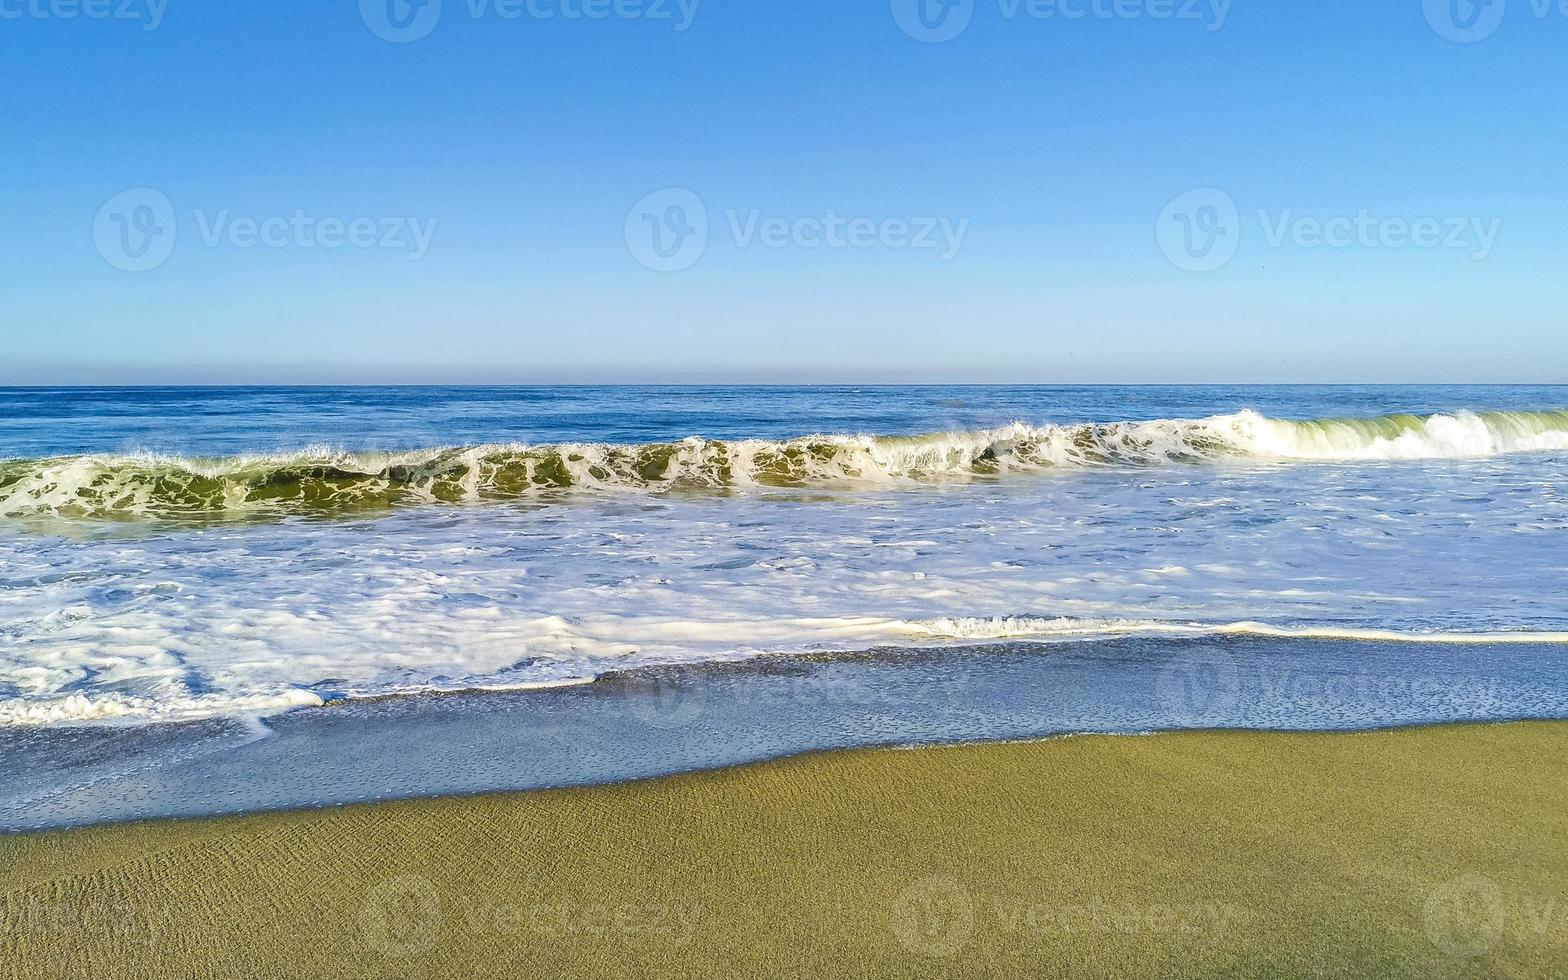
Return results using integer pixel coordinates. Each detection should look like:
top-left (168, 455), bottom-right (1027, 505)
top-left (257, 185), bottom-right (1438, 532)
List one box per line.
top-left (10, 0), bottom-right (1568, 974)
top-left (3, 721), bottom-right (1564, 978)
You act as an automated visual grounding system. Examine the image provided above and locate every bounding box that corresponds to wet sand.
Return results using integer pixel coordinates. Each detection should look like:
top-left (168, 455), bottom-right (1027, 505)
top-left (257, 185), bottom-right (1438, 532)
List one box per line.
top-left (2, 722), bottom-right (1565, 978)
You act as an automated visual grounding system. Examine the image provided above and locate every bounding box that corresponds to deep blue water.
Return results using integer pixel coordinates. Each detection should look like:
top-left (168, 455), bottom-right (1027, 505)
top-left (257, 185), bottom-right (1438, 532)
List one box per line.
top-left (5, 384), bottom-right (1568, 457)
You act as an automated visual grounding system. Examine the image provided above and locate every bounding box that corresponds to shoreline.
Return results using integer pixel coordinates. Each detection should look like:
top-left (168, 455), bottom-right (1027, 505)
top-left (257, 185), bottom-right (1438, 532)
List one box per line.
top-left (4, 714), bottom-right (1566, 841)
top-left (10, 615), bottom-right (1568, 732)
top-left (3, 722), bottom-right (1565, 977)
top-left (10, 714), bottom-right (1567, 837)
top-left (7, 715), bottom-right (1554, 839)
top-left (5, 634), bottom-right (1566, 833)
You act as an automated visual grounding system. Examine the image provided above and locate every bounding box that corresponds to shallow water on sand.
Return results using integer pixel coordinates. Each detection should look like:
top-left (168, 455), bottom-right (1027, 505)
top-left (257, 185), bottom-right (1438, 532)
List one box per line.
top-left (3, 636), bottom-right (1567, 832)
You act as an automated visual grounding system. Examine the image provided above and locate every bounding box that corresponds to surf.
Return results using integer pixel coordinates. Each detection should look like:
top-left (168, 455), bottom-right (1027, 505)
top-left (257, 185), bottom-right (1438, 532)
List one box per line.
top-left (2, 407), bottom-right (1566, 520)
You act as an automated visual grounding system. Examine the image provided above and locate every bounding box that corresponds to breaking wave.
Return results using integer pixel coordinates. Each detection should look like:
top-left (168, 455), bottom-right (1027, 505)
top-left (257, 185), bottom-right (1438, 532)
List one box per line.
top-left (3, 408), bottom-right (1566, 520)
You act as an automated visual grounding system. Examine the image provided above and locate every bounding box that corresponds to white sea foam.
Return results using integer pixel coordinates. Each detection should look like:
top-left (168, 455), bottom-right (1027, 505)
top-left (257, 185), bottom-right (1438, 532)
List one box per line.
top-left (909, 616), bottom-right (1568, 645)
top-left (5, 610), bottom-right (1564, 728)
top-left (2, 426), bottom-right (1566, 729)
top-left (0, 689), bottom-right (324, 727)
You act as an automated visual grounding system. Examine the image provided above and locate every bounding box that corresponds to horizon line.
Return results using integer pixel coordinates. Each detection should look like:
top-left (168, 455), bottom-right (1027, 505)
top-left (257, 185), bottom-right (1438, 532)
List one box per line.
top-left (2, 381), bottom-right (1567, 389)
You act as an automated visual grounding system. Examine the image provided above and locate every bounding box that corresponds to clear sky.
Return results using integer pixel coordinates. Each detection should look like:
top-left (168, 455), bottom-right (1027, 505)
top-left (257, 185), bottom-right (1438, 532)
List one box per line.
top-left (3, 0), bottom-right (1566, 384)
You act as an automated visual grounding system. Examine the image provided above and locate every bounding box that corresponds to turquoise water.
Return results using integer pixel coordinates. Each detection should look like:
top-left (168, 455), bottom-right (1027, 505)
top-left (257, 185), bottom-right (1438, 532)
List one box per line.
top-left (2, 385), bottom-right (1567, 727)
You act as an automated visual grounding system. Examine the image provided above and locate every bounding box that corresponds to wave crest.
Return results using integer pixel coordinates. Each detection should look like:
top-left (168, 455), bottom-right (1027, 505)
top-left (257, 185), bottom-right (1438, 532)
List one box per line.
top-left (3, 408), bottom-right (1566, 520)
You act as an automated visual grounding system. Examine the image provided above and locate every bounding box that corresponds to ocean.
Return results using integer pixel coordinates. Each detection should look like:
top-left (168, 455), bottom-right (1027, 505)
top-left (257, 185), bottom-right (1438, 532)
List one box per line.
top-left (2, 384), bottom-right (1567, 731)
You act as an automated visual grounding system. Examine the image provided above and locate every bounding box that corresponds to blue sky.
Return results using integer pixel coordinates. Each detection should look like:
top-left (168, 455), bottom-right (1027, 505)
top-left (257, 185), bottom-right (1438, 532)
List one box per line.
top-left (3, 0), bottom-right (1566, 383)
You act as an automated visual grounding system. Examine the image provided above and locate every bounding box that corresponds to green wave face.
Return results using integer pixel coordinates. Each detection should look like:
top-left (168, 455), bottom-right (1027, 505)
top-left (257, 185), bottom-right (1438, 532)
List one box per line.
top-left (2, 409), bottom-right (1566, 522)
